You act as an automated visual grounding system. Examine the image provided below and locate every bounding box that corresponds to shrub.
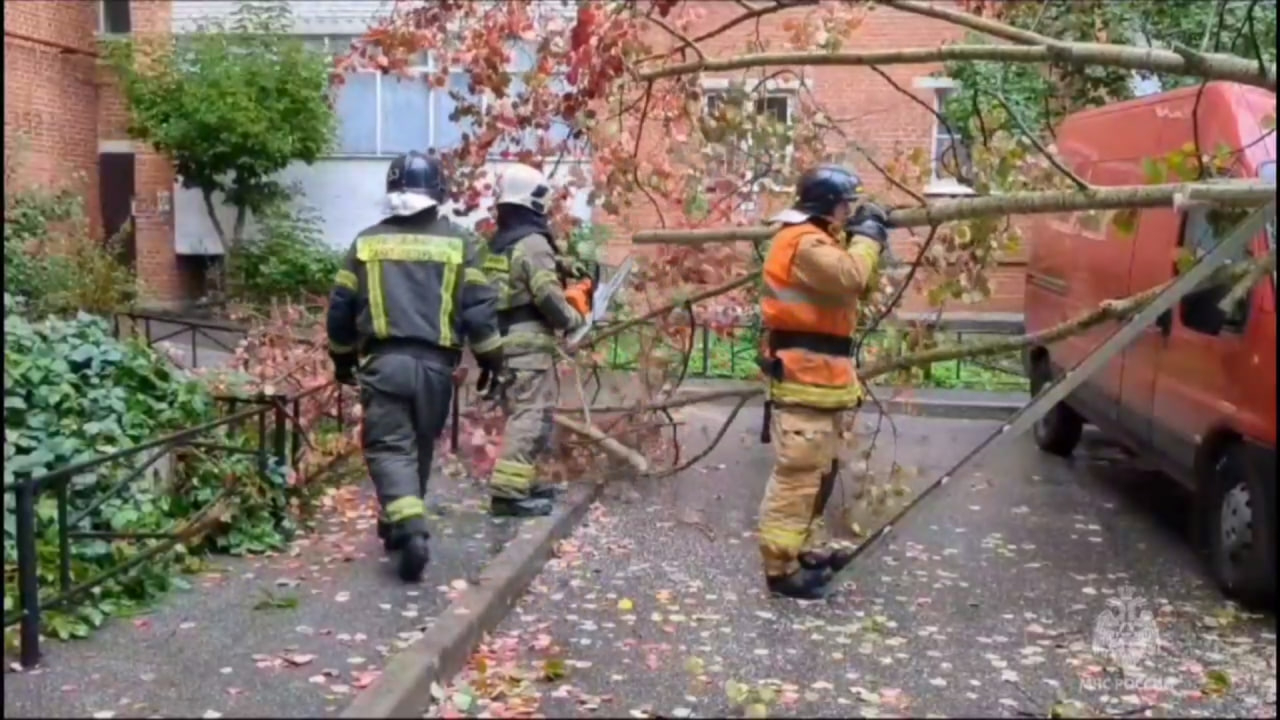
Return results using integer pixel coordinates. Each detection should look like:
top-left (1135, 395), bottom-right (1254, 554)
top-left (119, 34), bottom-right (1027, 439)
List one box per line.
top-left (4, 161), bottom-right (137, 317)
top-left (227, 202), bottom-right (341, 306)
top-left (3, 309), bottom-right (298, 643)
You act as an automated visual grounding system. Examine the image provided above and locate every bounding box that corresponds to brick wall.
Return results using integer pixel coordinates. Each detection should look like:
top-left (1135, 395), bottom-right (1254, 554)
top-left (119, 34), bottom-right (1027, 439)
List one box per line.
top-left (4, 1), bottom-right (102, 233)
top-left (597, 0), bottom-right (1025, 314)
top-left (4, 0), bottom-right (192, 310)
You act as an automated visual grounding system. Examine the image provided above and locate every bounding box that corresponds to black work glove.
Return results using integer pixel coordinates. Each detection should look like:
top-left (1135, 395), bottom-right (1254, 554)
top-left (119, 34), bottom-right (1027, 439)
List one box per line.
top-left (846, 201), bottom-right (890, 250)
top-left (331, 353), bottom-right (357, 386)
top-left (475, 352), bottom-right (504, 393)
top-left (846, 201), bottom-right (898, 265)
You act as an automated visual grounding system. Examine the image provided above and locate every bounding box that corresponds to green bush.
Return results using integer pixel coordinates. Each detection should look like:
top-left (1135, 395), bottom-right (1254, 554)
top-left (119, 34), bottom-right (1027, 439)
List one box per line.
top-left (3, 308), bottom-right (297, 643)
top-left (227, 202), bottom-right (341, 306)
top-left (3, 172), bottom-right (136, 317)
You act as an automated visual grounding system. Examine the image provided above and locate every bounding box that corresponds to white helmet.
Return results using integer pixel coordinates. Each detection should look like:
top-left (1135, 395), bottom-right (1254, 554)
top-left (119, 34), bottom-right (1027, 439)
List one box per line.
top-left (496, 163), bottom-right (552, 215)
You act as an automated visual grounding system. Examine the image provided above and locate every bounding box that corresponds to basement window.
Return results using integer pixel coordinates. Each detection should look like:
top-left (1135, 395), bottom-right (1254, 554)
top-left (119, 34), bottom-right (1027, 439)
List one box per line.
top-left (100, 0), bottom-right (132, 35)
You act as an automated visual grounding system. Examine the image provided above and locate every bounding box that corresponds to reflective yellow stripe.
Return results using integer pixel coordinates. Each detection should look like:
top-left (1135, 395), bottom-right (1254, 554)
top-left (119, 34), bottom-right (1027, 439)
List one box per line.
top-left (367, 260), bottom-right (390, 339)
top-left (530, 270), bottom-right (560, 299)
top-left (769, 379), bottom-right (863, 409)
top-left (472, 333), bottom-right (502, 355)
top-left (356, 234), bottom-right (465, 264)
top-left (492, 459), bottom-right (535, 491)
top-left (329, 341), bottom-right (356, 354)
top-left (759, 523), bottom-right (808, 552)
top-left (439, 263), bottom-right (459, 348)
top-left (761, 281), bottom-right (847, 308)
top-left (385, 495), bottom-right (425, 523)
top-left (464, 267), bottom-right (489, 285)
top-left (483, 255), bottom-right (510, 273)
top-left (334, 269), bottom-right (359, 291)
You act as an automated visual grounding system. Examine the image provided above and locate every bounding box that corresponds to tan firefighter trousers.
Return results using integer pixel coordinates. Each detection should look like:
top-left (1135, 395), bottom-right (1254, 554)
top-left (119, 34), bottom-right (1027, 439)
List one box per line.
top-left (489, 353), bottom-right (559, 499)
top-left (757, 404), bottom-right (845, 578)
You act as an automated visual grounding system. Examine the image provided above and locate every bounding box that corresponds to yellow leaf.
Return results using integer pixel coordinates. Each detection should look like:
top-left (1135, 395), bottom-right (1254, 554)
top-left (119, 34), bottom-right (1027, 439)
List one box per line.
top-left (617, 598), bottom-right (634, 611)
top-left (542, 658), bottom-right (568, 681)
top-left (745, 703), bottom-right (770, 718)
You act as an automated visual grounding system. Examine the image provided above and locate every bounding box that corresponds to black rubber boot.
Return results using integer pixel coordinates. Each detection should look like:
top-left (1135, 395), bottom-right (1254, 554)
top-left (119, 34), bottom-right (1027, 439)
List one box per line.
top-left (530, 484), bottom-right (563, 501)
top-left (377, 518), bottom-right (393, 552)
top-left (766, 567), bottom-right (833, 600)
top-left (397, 533), bottom-right (430, 583)
top-left (798, 547), bottom-right (856, 574)
top-left (490, 496), bottom-right (554, 518)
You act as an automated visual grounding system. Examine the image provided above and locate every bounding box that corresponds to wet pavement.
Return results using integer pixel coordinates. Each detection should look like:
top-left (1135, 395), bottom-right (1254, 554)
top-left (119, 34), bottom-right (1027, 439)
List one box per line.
top-left (3, 467), bottom-right (517, 719)
top-left (432, 408), bottom-right (1277, 719)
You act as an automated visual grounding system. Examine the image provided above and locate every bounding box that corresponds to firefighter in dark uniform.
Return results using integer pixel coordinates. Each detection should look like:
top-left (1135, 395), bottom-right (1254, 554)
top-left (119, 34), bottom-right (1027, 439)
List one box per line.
top-left (326, 151), bottom-right (504, 583)
top-left (481, 163), bottom-right (593, 518)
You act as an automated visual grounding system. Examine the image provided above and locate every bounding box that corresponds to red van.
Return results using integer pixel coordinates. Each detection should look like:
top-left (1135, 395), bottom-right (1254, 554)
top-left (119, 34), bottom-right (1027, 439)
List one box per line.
top-left (1023, 82), bottom-right (1276, 606)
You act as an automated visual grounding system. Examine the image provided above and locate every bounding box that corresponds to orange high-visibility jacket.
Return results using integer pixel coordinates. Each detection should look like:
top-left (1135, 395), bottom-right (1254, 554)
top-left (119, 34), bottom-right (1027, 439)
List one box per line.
top-left (760, 222), bottom-right (882, 409)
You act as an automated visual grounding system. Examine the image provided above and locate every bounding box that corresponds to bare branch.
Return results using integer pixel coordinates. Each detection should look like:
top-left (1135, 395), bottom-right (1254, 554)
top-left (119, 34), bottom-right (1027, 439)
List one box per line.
top-left (635, 45), bottom-right (1275, 91)
top-left (632, 181), bottom-right (1276, 245)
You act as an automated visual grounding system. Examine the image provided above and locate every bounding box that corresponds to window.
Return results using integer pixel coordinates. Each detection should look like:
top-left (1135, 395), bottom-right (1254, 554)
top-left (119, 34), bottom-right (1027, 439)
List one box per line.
top-left (915, 77), bottom-right (972, 193)
top-left (100, 0), bottom-right (131, 35)
top-left (493, 40), bottom-right (574, 156)
top-left (1180, 208), bottom-right (1250, 333)
top-left (325, 37), bottom-right (570, 158)
top-left (701, 83), bottom-right (797, 190)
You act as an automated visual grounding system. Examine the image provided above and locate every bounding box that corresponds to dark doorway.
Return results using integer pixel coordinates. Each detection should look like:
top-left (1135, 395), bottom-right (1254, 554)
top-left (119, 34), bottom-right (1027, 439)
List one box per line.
top-left (98, 152), bottom-right (136, 268)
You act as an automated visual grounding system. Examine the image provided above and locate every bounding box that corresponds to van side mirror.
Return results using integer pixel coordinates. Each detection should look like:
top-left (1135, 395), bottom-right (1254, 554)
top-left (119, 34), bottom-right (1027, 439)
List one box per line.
top-left (1179, 284), bottom-right (1228, 336)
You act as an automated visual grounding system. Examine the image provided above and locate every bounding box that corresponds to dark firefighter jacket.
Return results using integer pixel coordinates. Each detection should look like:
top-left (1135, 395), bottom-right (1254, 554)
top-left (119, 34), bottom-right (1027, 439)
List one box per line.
top-left (483, 208), bottom-right (585, 354)
top-left (326, 212), bottom-right (503, 365)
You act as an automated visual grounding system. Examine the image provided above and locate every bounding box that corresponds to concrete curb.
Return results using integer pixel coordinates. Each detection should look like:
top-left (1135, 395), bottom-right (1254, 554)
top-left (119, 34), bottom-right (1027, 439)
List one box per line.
top-left (876, 394), bottom-right (1024, 421)
top-left (340, 483), bottom-right (602, 719)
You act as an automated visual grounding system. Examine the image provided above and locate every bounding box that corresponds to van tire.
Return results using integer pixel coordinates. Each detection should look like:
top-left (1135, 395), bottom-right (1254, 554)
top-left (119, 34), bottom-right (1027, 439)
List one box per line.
top-left (1029, 361), bottom-right (1083, 458)
top-left (1205, 445), bottom-right (1276, 609)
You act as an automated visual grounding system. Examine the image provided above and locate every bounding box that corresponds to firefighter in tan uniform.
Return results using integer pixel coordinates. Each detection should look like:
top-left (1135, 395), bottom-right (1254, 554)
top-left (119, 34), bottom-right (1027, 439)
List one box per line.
top-left (757, 165), bottom-right (891, 599)
top-left (481, 164), bottom-right (592, 517)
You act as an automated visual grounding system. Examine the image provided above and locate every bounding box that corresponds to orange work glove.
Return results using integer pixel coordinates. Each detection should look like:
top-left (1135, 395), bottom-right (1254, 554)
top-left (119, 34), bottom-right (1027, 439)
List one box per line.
top-left (564, 279), bottom-right (593, 317)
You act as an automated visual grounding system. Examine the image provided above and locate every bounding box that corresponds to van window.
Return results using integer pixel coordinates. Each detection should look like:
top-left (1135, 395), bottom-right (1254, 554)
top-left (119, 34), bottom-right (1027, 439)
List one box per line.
top-left (1181, 207), bottom-right (1250, 332)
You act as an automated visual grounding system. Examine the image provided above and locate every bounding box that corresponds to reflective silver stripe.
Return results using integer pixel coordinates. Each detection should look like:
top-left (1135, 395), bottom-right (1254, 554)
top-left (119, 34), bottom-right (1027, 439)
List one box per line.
top-left (761, 281), bottom-right (848, 308)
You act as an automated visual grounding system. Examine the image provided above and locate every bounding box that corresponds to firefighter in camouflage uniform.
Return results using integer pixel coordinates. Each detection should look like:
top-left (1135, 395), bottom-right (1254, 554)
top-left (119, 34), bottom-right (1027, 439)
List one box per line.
top-left (326, 151), bottom-right (504, 583)
top-left (756, 164), bottom-right (891, 599)
top-left (481, 164), bottom-right (593, 518)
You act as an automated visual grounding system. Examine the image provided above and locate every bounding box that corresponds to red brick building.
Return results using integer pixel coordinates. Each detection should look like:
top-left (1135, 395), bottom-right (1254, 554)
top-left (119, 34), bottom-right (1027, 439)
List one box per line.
top-left (3, 0), bottom-right (1026, 314)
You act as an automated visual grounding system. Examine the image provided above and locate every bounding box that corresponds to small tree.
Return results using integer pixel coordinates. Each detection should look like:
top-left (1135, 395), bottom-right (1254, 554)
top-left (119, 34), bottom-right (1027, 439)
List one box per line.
top-left (104, 0), bottom-right (336, 291)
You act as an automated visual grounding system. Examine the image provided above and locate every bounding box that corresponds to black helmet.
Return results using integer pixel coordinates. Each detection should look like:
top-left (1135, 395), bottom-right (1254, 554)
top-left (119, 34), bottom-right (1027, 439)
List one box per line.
top-left (386, 151), bottom-right (447, 204)
top-left (793, 164), bottom-right (864, 218)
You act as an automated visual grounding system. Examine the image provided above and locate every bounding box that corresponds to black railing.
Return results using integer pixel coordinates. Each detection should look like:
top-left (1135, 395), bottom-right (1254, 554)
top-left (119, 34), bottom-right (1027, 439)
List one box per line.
top-left (113, 312), bottom-right (249, 369)
top-left (594, 315), bottom-right (1028, 388)
top-left (3, 377), bottom-right (358, 669)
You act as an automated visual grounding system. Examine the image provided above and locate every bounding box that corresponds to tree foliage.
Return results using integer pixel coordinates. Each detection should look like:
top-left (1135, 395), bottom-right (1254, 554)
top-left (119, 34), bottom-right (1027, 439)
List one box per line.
top-left (4, 154), bottom-right (136, 317)
top-left (944, 0), bottom-right (1279, 139)
top-left (103, 0), bottom-right (336, 251)
top-left (321, 0), bottom-right (1276, 486)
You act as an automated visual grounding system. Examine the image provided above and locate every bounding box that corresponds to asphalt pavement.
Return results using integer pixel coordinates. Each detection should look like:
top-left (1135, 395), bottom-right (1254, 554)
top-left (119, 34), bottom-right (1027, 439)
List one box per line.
top-left (3, 466), bottom-right (517, 719)
top-left (430, 408), bottom-right (1278, 719)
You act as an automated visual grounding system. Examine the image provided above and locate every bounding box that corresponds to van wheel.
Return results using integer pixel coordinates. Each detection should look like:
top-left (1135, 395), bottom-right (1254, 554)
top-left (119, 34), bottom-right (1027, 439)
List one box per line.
top-left (1205, 446), bottom-right (1276, 608)
top-left (1029, 361), bottom-right (1083, 458)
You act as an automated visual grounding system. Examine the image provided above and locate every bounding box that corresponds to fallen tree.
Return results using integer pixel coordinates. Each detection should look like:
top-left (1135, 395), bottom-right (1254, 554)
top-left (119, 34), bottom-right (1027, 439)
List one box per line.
top-left (317, 0), bottom-right (1277, 484)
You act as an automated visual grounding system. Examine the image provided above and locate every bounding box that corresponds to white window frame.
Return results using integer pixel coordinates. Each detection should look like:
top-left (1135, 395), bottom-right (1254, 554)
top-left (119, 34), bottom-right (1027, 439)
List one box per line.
top-left (699, 77), bottom-right (801, 195)
top-left (914, 76), bottom-right (975, 196)
top-left (98, 0), bottom-right (132, 37)
top-left (325, 35), bottom-right (579, 161)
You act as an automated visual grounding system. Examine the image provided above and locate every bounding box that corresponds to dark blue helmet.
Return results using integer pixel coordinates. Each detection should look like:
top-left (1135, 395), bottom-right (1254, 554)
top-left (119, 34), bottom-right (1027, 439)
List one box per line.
top-left (386, 151), bottom-right (447, 204)
top-left (793, 164), bottom-right (864, 218)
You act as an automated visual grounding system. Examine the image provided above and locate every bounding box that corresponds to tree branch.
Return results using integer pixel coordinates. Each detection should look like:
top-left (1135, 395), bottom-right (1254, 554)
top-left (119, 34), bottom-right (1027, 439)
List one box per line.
top-left (632, 181), bottom-right (1276, 245)
top-left (612, 248), bottom-right (1276, 416)
top-left (552, 415), bottom-right (650, 474)
top-left (635, 44), bottom-right (1275, 91)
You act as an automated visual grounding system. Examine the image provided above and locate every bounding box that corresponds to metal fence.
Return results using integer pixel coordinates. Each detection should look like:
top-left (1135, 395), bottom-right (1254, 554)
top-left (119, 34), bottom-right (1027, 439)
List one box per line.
top-left (4, 315), bottom-right (358, 668)
top-left (595, 315), bottom-right (1028, 389)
